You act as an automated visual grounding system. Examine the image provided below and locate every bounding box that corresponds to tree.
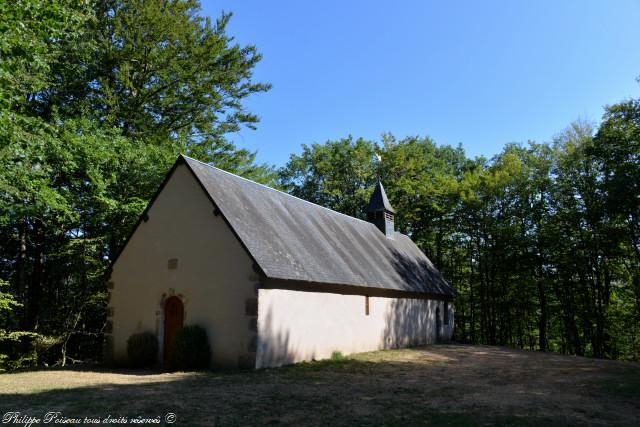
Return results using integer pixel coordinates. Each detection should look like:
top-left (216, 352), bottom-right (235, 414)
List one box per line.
top-left (43, 0), bottom-right (271, 160)
top-left (0, 279), bottom-right (20, 319)
top-left (591, 100), bottom-right (640, 359)
top-left (0, 0), bottom-right (274, 366)
top-left (0, 0), bottom-right (90, 118)
top-left (280, 136), bottom-right (377, 218)
top-left (0, 0), bottom-right (93, 331)
top-left (279, 123), bottom-right (640, 361)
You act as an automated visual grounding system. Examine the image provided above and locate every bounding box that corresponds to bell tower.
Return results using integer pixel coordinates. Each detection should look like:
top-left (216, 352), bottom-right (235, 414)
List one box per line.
top-left (364, 182), bottom-right (395, 238)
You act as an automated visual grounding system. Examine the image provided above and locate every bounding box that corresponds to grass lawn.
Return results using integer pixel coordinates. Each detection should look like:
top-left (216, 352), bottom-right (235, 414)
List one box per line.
top-left (1, 344), bottom-right (639, 426)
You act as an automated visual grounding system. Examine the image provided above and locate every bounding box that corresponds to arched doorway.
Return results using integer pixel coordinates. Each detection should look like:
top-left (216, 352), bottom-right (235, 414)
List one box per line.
top-left (164, 296), bottom-right (184, 365)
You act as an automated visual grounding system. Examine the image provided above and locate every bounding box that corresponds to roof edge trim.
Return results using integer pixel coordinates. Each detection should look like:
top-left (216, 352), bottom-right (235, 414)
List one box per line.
top-left (262, 277), bottom-right (455, 300)
top-left (180, 155), bottom-right (268, 279)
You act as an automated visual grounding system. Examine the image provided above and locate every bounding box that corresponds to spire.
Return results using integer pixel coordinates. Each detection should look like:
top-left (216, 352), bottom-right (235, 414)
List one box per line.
top-left (365, 182), bottom-right (395, 238)
top-left (364, 182), bottom-right (395, 214)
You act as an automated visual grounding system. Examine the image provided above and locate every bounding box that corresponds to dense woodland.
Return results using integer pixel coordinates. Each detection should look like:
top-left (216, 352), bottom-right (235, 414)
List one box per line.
top-left (0, 0), bottom-right (638, 369)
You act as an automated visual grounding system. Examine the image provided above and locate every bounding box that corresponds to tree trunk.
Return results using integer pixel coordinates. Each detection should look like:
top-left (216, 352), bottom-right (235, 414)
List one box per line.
top-left (27, 221), bottom-right (44, 330)
top-left (17, 222), bottom-right (28, 329)
top-left (537, 280), bottom-right (547, 351)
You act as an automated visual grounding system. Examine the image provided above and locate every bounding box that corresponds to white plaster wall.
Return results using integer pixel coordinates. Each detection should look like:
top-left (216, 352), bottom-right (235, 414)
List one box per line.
top-left (256, 288), bottom-right (454, 368)
top-left (109, 164), bottom-right (257, 368)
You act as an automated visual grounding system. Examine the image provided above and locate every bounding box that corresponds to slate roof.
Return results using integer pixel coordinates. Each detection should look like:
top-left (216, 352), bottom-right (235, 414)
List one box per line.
top-left (183, 155), bottom-right (454, 297)
top-left (364, 182), bottom-right (396, 213)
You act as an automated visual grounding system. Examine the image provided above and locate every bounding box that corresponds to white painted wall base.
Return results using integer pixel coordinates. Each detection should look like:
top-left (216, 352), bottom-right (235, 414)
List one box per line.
top-left (256, 288), bottom-right (454, 368)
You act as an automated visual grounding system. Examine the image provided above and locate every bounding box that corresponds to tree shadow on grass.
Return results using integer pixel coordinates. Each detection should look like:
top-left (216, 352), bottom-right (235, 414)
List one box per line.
top-left (1, 347), bottom-right (479, 425)
top-left (7, 363), bottom-right (169, 376)
top-left (2, 346), bottom-right (638, 426)
top-left (1, 358), bottom-right (446, 426)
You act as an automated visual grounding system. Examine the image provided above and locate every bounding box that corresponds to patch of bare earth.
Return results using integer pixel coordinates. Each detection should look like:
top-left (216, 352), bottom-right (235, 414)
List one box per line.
top-left (1, 345), bottom-right (638, 426)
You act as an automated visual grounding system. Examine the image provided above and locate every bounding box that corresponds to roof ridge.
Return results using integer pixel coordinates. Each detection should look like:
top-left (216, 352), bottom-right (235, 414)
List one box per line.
top-left (181, 154), bottom-right (377, 227)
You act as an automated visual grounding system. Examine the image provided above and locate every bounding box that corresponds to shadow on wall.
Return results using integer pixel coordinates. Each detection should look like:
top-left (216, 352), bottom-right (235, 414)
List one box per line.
top-left (255, 308), bottom-right (301, 368)
top-left (382, 298), bottom-right (437, 349)
top-left (384, 248), bottom-right (450, 348)
top-left (256, 248), bottom-right (452, 368)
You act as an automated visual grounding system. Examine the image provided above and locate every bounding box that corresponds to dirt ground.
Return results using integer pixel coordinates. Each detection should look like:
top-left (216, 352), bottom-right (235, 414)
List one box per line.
top-left (1, 344), bottom-right (639, 426)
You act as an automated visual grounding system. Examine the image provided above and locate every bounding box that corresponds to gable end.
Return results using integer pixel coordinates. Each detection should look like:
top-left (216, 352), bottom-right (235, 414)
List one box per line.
top-left (108, 155), bottom-right (267, 280)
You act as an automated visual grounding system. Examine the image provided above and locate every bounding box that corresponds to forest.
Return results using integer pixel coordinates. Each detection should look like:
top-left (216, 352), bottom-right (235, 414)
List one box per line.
top-left (1, 0), bottom-right (638, 369)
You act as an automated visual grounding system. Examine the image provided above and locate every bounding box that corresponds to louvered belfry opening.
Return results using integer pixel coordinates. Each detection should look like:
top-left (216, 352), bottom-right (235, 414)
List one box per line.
top-left (364, 182), bottom-right (395, 238)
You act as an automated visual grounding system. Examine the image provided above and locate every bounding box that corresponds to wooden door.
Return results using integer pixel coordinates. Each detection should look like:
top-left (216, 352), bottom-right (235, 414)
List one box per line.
top-left (164, 296), bottom-right (184, 365)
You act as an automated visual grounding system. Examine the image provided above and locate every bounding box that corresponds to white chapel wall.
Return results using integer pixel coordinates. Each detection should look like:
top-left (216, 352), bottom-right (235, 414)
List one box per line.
top-left (256, 288), bottom-right (454, 368)
top-left (108, 163), bottom-right (258, 368)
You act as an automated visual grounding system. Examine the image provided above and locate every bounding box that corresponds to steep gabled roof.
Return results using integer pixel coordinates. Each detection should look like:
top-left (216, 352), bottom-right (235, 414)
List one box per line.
top-left (182, 156), bottom-right (454, 297)
top-left (364, 182), bottom-right (396, 213)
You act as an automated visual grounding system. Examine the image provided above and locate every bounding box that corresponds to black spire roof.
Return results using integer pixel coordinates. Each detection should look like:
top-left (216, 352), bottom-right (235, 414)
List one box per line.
top-left (364, 182), bottom-right (395, 214)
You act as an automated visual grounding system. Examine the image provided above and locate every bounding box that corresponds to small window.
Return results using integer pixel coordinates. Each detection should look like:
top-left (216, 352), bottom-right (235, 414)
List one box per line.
top-left (443, 302), bottom-right (449, 325)
top-left (365, 296), bottom-right (370, 316)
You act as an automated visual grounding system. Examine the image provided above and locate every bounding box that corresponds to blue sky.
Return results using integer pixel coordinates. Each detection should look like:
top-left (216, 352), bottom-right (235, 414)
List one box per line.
top-left (201, 0), bottom-right (640, 167)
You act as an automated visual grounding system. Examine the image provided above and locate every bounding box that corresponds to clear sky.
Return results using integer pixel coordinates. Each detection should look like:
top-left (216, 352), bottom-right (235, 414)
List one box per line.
top-left (201, 0), bottom-right (640, 167)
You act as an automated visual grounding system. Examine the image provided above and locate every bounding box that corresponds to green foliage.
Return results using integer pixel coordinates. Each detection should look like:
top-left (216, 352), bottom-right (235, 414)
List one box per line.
top-left (0, 0), bottom-right (272, 367)
top-left (0, 279), bottom-right (35, 372)
top-left (280, 136), bottom-right (377, 217)
top-left (280, 111), bottom-right (640, 361)
top-left (330, 351), bottom-right (345, 361)
top-left (169, 325), bottom-right (211, 370)
top-left (0, 279), bottom-right (20, 314)
top-left (0, 330), bottom-right (40, 372)
top-left (590, 100), bottom-right (640, 360)
top-left (45, 0), bottom-right (271, 167)
top-left (0, 0), bottom-right (637, 367)
top-left (127, 332), bottom-right (159, 368)
top-left (0, 0), bottom-right (91, 111)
